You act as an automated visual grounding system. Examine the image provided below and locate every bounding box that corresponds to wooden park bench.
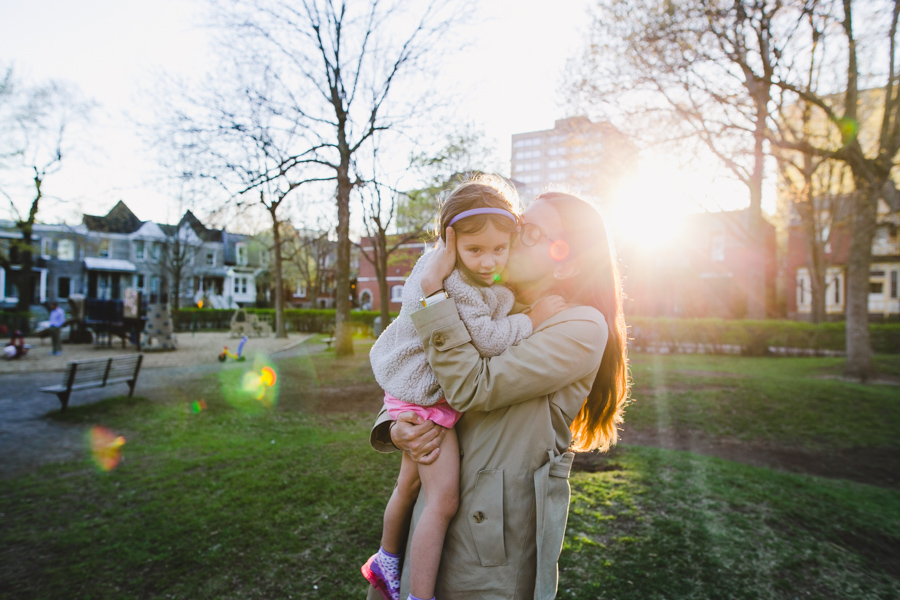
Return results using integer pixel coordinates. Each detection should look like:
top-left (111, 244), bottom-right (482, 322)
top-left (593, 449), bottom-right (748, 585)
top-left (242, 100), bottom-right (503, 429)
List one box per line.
top-left (322, 337), bottom-right (336, 350)
top-left (40, 354), bottom-right (144, 411)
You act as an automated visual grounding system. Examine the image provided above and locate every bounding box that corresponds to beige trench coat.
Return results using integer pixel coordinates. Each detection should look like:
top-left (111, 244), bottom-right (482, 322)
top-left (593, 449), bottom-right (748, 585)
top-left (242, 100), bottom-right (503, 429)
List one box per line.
top-left (367, 299), bottom-right (608, 600)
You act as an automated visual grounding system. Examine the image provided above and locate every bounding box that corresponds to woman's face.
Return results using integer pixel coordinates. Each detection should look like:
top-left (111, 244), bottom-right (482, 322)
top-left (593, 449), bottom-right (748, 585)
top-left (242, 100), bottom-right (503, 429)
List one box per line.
top-left (505, 200), bottom-right (566, 286)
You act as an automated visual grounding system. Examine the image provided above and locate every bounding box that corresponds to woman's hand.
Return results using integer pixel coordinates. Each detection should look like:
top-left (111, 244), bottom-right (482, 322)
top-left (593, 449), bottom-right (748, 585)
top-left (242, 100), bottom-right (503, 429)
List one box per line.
top-left (390, 412), bottom-right (447, 464)
top-left (420, 227), bottom-right (457, 297)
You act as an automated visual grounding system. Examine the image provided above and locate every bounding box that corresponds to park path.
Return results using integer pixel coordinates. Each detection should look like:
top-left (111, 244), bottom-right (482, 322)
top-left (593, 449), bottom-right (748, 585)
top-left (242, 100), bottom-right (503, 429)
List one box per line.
top-left (0, 333), bottom-right (312, 478)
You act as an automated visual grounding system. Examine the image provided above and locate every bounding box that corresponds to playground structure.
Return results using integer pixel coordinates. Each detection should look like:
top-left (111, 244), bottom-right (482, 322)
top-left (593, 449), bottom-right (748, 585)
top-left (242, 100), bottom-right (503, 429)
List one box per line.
top-left (229, 308), bottom-right (272, 338)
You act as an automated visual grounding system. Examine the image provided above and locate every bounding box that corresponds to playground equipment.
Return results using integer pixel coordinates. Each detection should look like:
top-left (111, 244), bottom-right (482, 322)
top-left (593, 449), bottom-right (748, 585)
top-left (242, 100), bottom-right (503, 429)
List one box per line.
top-left (219, 335), bottom-right (248, 362)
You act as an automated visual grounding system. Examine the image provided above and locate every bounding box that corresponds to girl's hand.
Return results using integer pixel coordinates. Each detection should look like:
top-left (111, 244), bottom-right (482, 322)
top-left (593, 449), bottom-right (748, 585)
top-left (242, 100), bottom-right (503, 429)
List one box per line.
top-left (421, 227), bottom-right (457, 297)
top-left (390, 412), bottom-right (447, 464)
top-left (528, 294), bottom-right (568, 328)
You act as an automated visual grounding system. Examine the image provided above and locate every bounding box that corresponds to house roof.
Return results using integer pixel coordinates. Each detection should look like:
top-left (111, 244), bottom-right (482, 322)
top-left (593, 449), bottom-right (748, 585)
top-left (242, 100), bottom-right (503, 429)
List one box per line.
top-left (178, 210), bottom-right (223, 243)
top-left (83, 200), bottom-right (144, 233)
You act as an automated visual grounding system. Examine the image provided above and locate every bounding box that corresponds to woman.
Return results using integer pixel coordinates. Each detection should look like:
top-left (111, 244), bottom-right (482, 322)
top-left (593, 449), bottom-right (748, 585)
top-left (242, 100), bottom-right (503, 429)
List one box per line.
top-left (366, 191), bottom-right (629, 600)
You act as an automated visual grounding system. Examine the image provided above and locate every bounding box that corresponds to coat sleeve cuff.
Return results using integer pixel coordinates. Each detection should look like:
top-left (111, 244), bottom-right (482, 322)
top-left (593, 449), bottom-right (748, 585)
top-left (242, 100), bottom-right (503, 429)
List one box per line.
top-left (370, 406), bottom-right (397, 453)
top-left (410, 298), bottom-right (472, 351)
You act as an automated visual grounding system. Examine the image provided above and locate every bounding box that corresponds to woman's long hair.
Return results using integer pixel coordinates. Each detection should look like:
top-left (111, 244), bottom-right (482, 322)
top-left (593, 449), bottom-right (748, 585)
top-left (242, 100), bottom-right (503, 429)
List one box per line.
top-left (538, 192), bottom-right (629, 452)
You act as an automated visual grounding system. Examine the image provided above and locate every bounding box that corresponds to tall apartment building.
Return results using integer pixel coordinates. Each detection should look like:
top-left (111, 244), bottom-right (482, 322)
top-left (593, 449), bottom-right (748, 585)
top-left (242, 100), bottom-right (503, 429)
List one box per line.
top-left (510, 116), bottom-right (638, 204)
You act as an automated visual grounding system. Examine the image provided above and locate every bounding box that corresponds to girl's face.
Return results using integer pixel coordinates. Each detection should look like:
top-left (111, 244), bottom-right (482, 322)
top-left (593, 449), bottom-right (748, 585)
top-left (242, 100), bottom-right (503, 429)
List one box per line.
top-left (506, 200), bottom-right (566, 286)
top-left (455, 221), bottom-right (512, 285)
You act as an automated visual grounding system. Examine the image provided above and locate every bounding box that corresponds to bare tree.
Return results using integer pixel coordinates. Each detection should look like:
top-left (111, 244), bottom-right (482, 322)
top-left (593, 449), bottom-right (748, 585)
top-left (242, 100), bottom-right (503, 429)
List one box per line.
top-left (156, 64), bottom-right (330, 338)
top-left (207, 0), bottom-right (469, 356)
top-left (767, 0), bottom-right (900, 379)
top-left (0, 66), bottom-right (91, 311)
top-left (282, 217), bottom-right (335, 308)
top-left (571, 0), bottom-right (791, 319)
top-left (155, 222), bottom-right (200, 311)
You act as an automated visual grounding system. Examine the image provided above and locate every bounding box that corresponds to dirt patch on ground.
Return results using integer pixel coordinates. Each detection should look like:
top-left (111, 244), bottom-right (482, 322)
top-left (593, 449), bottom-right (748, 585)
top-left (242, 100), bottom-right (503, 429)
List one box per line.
top-left (311, 381), bottom-right (900, 490)
top-left (617, 427), bottom-right (900, 489)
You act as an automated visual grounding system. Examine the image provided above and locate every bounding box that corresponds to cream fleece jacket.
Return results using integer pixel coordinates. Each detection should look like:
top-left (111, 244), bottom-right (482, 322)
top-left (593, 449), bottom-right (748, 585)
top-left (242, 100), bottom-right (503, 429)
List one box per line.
top-left (369, 252), bottom-right (533, 406)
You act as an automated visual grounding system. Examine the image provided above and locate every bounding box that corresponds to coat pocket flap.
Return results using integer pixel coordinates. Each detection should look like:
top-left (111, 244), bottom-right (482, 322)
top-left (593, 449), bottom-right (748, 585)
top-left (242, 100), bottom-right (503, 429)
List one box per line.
top-left (467, 468), bottom-right (506, 567)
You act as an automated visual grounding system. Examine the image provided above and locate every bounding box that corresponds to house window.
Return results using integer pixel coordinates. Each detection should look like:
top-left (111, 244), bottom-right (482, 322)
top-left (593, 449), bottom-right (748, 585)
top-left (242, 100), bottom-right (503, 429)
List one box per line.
top-left (58, 277), bottom-right (70, 299)
top-left (234, 276), bottom-right (248, 295)
top-left (870, 281), bottom-right (884, 294)
top-left (236, 243), bottom-right (248, 266)
top-left (796, 269), bottom-right (810, 308)
top-left (150, 276), bottom-right (160, 293)
top-left (151, 242), bottom-right (161, 260)
top-left (99, 239), bottom-right (110, 258)
top-left (134, 274), bottom-right (145, 290)
top-left (134, 240), bottom-right (145, 260)
top-left (41, 238), bottom-right (52, 258)
top-left (834, 275), bottom-right (841, 304)
top-left (294, 282), bottom-right (307, 298)
top-left (892, 270), bottom-right (899, 299)
top-left (710, 233), bottom-right (725, 262)
top-left (57, 239), bottom-right (75, 261)
top-left (206, 251), bottom-right (214, 266)
top-left (390, 285), bottom-right (404, 302)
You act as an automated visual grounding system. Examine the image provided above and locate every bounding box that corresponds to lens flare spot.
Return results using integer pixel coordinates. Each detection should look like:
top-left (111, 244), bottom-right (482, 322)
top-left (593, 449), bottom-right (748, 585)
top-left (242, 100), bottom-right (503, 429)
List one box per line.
top-left (260, 366), bottom-right (276, 387)
top-left (191, 399), bottom-right (208, 413)
top-left (549, 240), bottom-right (570, 261)
top-left (89, 426), bottom-right (125, 472)
top-left (838, 117), bottom-right (859, 143)
top-left (492, 273), bottom-right (500, 282)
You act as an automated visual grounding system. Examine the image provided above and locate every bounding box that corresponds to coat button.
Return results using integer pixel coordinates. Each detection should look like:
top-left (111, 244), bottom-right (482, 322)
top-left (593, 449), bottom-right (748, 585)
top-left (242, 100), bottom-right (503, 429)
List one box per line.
top-left (473, 511), bottom-right (485, 523)
top-left (433, 334), bottom-right (445, 348)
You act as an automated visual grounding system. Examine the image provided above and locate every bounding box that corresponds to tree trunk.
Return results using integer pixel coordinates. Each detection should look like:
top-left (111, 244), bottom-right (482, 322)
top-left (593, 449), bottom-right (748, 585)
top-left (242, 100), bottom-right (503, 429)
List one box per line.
top-left (271, 213), bottom-right (287, 338)
top-left (15, 237), bottom-right (34, 312)
top-left (798, 203), bottom-right (827, 324)
top-left (377, 233), bottom-right (391, 330)
top-left (746, 100), bottom-right (768, 320)
top-left (843, 189), bottom-right (876, 380)
top-left (334, 161), bottom-right (354, 356)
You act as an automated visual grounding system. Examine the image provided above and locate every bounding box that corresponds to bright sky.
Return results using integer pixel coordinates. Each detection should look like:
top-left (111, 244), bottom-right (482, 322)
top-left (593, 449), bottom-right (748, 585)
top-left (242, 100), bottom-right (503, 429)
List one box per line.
top-left (1, 0), bottom-right (767, 237)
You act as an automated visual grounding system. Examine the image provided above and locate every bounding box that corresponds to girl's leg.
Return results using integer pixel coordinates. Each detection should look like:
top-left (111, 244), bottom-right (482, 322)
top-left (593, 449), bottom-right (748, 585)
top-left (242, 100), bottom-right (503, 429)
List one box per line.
top-left (365, 450), bottom-right (422, 600)
top-left (408, 427), bottom-right (459, 600)
top-left (382, 450), bottom-right (422, 554)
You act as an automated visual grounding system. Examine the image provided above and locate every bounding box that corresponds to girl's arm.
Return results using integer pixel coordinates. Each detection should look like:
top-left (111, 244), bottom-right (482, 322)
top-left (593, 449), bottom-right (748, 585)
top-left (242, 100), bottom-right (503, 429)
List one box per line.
top-left (445, 273), bottom-right (532, 357)
top-left (409, 298), bottom-right (608, 413)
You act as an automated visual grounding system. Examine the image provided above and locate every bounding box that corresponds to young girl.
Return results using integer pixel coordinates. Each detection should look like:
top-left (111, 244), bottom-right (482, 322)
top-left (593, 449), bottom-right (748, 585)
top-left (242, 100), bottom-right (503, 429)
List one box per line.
top-left (362, 176), bottom-right (566, 600)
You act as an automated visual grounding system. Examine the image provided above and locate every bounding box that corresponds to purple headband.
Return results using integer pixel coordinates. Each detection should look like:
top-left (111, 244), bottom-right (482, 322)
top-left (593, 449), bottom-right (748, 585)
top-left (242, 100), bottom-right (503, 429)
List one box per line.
top-left (448, 208), bottom-right (518, 227)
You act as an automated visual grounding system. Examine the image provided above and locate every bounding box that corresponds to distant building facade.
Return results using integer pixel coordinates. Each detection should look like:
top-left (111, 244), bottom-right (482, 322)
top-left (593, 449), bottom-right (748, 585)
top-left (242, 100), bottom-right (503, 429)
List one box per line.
top-left (0, 201), bottom-right (266, 310)
top-left (785, 197), bottom-right (900, 321)
top-left (357, 235), bottom-right (428, 312)
top-left (623, 209), bottom-right (778, 319)
top-left (510, 116), bottom-right (638, 203)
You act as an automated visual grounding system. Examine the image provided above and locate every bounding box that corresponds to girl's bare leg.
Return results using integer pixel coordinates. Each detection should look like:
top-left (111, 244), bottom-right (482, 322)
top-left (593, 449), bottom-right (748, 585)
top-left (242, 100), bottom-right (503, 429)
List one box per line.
top-left (381, 446), bottom-right (422, 554)
top-left (409, 427), bottom-right (459, 599)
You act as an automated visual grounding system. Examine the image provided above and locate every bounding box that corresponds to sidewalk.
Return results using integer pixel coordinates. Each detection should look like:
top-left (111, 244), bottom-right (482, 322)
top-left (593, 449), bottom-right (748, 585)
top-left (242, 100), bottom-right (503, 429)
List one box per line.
top-left (0, 331), bottom-right (312, 374)
top-left (0, 331), bottom-right (315, 478)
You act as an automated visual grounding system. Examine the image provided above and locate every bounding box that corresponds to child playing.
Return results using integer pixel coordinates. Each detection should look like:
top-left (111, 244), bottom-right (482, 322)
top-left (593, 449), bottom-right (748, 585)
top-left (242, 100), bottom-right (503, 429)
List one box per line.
top-left (361, 175), bottom-right (566, 600)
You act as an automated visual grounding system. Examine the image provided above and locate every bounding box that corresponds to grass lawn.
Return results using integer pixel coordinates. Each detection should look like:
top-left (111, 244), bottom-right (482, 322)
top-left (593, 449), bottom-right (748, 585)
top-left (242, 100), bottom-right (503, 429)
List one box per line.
top-left (1, 348), bottom-right (898, 599)
top-left (626, 353), bottom-right (900, 450)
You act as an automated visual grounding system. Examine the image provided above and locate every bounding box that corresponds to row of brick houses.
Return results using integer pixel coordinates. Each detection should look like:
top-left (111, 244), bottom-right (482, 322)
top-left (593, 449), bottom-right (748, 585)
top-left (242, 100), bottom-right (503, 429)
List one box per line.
top-left (0, 201), bottom-right (266, 311)
top-left (786, 197), bottom-right (900, 321)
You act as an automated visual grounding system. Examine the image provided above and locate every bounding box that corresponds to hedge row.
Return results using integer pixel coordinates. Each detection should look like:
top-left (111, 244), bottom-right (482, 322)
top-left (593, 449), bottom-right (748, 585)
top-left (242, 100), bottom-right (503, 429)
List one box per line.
top-left (628, 317), bottom-right (900, 355)
top-left (172, 308), bottom-right (399, 336)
